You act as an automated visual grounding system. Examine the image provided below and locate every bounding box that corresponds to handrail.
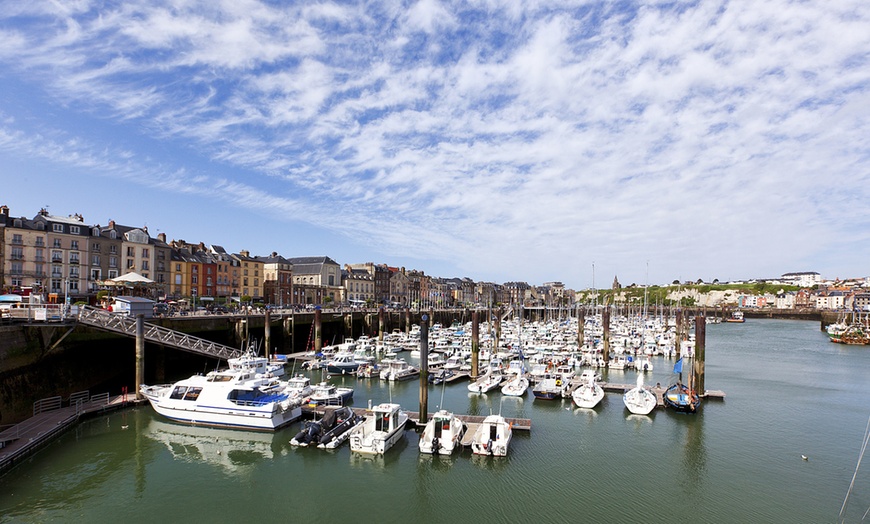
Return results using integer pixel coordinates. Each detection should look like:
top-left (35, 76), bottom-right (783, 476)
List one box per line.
top-left (76, 305), bottom-right (242, 360)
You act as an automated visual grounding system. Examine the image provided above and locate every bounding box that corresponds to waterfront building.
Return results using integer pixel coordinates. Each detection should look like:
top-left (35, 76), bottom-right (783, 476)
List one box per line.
top-left (233, 250), bottom-right (264, 302)
top-left (782, 271), bottom-right (822, 287)
top-left (256, 253), bottom-right (293, 307)
top-left (388, 267), bottom-right (410, 307)
top-left (208, 245), bottom-right (241, 300)
top-left (341, 265), bottom-right (374, 305)
top-left (348, 262), bottom-right (391, 305)
top-left (287, 256), bottom-right (340, 305)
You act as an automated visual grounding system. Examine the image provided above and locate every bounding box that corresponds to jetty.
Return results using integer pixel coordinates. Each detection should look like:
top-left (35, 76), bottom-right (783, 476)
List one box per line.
top-left (0, 391), bottom-right (144, 475)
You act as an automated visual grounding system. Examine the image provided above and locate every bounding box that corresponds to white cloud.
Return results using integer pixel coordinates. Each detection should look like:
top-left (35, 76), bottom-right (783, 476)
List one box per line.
top-left (0, 0), bottom-right (868, 285)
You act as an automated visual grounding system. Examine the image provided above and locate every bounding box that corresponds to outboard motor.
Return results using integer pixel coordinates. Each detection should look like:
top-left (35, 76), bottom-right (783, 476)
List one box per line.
top-left (431, 437), bottom-right (440, 455)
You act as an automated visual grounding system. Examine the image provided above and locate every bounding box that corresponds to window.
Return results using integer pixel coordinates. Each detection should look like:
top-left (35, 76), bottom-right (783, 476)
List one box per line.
top-left (51, 279), bottom-right (62, 292)
top-left (52, 265), bottom-right (62, 277)
top-left (92, 227), bottom-right (100, 236)
top-left (192, 275), bottom-right (198, 284)
top-left (69, 279), bottom-right (79, 291)
top-left (175, 275), bottom-right (182, 285)
top-left (35, 264), bottom-right (44, 276)
top-left (11, 262), bottom-right (22, 274)
top-left (110, 244), bottom-right (117, 253)
top-left (53, 239), bottom-right (62, 248)
top-left (109, 231), bottom-right (117, 239)
top-left (142, 248), bottom-right (149, 258)
top-left (108, 270), bottom-right (118, 279)
top-left (52, 250), bottom-right (63, 263)
top-left (70, 253), bottom-right (80, 264)
top-left (71, 240), bottom-right (79, 250)
top-left (109, 256), bottom-right (118, 268)
top-left (11, 278), bottom-right (22, 287)
top-left (70, 226), bottom-right (80, 234)
top-left (142, 261), bottom-right (149, 270)
top-left (11, 234), bottom-right (22, 244)
top-left (35, 237), bottom-right (45, 247)
top-left (69, 268), bottom-right (80, 278)
top-left (244, 269), bottom-right (249, 276)
top-left (93, 242), bottom-right (100, 251)
top-left (126, 246), bottom-right (134, 256)
top-left (127, 259), bottom-right (135, 269)
top-left (92, 254), bottom-right (100, 266)
top-left (176, 264), bottom-right (181, 271)
top-left (91, 269), bottom-right (101, 280)
top-left (53, 224), bottom-right (63, 232)
top-left (11, 247), bottom-right (23, 260)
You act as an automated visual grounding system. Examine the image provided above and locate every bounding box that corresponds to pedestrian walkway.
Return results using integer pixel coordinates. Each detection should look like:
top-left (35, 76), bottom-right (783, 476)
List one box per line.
top-left (0, 392), bottom-right (140, 475)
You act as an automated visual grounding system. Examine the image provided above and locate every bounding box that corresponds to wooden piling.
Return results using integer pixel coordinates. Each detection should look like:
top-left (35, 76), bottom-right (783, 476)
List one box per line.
top-left (578, 310), bottom-right (585, 347)
top-left (471, 310), bottom-right (480, 380)
top-left (405, 308), bottom-right (411, 336)
top-left (135, 314), bottom-right (145, 400)
top-left (264, 308), bottom-right (271, 357)
top-left (314, 306), bottom-right (322, 353)
top-left (378, 307), bottom-right (385, 342)
top-left (419, 314), bottom-right (429, 424)
top-left (602, 308), bottom-right (610, 363)
top-left (675, 309), bottom-right (683, 357)
top-left (695, 314), bottom-right (706, 394)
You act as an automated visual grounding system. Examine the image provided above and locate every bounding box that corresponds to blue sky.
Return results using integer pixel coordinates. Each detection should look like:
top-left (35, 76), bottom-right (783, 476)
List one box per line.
top-left (1, 0), bottom-right (868, 289)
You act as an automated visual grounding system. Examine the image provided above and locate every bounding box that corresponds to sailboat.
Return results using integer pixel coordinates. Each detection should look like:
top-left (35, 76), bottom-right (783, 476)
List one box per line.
top-left (623, 373), bottom-right (657, 415)
top-left (663, 357), bottom-right (700, 413)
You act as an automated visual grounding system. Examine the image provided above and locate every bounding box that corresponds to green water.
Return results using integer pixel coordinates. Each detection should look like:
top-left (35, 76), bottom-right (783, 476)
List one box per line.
top-left (2, 320), bottom-right (868, 523)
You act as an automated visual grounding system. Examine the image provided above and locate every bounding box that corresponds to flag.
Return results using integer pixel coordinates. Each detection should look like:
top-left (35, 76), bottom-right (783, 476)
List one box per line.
top-left (673, 358), bottom-right (683, 374)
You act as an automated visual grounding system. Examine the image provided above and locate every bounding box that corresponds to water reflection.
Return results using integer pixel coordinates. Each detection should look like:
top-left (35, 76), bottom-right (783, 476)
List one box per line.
top-left (347, 432), bottom-right (408, 469)
top-left (669, 411), bottom-right (707, 494)
top-left (145, 418), bottom-right (283, 474)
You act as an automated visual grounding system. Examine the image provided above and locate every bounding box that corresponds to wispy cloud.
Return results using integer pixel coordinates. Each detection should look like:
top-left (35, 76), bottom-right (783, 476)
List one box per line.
top-left (0, 0), bottom-right (868, 285)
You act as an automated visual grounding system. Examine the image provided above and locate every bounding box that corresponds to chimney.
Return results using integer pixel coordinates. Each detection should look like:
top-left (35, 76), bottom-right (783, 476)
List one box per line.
top-left (240, 250), bottom-right (249, 258)
top-left (158, 232), bottom-right (166, 243)
top-left (0, 205), bottom-right (8, 217)
top-left (143, 225), bottom-right (149, 233)
top-left (108, 220), bottom-right (115, 229)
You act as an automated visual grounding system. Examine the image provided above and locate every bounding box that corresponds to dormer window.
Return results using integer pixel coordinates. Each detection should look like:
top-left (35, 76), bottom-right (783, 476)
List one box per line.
top-left (53, 224), bottom-right (63, 232)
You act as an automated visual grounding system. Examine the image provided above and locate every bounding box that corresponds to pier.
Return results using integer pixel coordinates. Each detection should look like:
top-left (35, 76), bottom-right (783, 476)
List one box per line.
top-left (0, 392), bottom-right (145, 475)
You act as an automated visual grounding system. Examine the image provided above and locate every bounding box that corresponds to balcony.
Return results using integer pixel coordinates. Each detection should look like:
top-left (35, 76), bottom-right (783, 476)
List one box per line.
top-left (35, 256), bottom-right (45, 262)
top-left (10, 254), bottom-right (23, 260)
top-left (51, 256), bottom-right (63, 263)
top-left (69, 258), bottom-right (80, 265)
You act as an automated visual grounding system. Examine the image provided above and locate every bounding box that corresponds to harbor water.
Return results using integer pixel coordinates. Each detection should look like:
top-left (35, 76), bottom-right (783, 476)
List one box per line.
top-left (1, 319), bottom-right (868, 523)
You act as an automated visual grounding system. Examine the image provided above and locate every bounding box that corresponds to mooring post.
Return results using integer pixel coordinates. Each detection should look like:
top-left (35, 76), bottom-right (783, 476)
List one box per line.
top-left (378, 307), bottom-right (385, 342)
top-left (135, 314), bottom-right (145, 400)
top-left (405, 308), bottom-right (411, 336)
top-left (314, 306), bottom-right (322, 353)
top-left (675, 309), bottom-right (683, 357)
top-left (578, 309), bottom-right (585, 348)
top-left (602, 307), bottom-right (610, 363)
top-left (264, 308), bottom-right (271, 358)
top-left (495, 307), bottom-right (502, 353)
top-left (695, 314), bottom-right (706, 394)
top-left (471, 309), bottom-right (480, 380)
top-left (419, 314), bottom-right (429, 424)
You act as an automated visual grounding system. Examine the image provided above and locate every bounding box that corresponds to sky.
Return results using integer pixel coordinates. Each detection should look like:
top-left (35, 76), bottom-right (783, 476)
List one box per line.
top-left (0, 0), bottom-right (868, 290)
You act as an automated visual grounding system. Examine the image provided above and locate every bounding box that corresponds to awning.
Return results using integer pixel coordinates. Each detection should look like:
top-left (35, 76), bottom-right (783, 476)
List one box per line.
top-left (0, 294), bottom-right (23, 303)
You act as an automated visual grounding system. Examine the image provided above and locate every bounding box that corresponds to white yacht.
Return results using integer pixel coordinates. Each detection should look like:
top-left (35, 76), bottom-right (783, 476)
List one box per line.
top-left (349, 402), bottom-right (409, 454)
top-left (623, 374), bottom-right (657, 415)
top-left (418, 409), bottom-right (465, 455)
top-left (470, 414), bottom-right (512, 456)
top-left (571, 372), bottom-right (604, 409)
top-left (140, 368), bottom-right (303, 431)
top-left (500, 374), bottom-right (529, 396)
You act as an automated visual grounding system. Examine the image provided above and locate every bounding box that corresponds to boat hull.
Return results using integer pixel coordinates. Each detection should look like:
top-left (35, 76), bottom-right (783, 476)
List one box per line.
top-left (144, 393), bottom-right (301, 431)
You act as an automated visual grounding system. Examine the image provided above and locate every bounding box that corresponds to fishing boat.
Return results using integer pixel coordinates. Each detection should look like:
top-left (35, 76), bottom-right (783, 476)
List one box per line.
top-left (418, 409), bottom-right (465, 455)
top-left (531, 371), bottom-right (568, 400)
top-left (725, 310), bottom-right (745, 323)
top-left (500, 374), bottom-right (529, 396)
top-left (228, 347), bottom-right (286, 377)
top-left (663, 357), bottom-right (700, 413)
top-left (571, 372), bottom-right (604, 409)
top-left (140, 367), bottom-right (303, 431)
top-left (379, 359), bottom-right (420, 381)
top-left (290, 405), bottom-right (363, 448)
top-left (348, 402), bottom-right (409, 454)
top-left (623, 374), bottom-right (657, 415)
top-left (470, 414), bottom-right (512, 456)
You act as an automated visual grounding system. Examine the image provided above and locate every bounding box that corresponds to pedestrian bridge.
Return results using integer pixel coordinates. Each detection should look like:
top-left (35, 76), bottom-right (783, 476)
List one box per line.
top-left (76, 305), bottom-right (242, 360)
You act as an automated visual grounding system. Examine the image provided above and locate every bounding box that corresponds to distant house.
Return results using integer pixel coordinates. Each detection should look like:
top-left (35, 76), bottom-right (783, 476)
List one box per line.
top-left (111, 296), bottom-right (154, 318)
top-left (782, 272), bottom-right (822, 288)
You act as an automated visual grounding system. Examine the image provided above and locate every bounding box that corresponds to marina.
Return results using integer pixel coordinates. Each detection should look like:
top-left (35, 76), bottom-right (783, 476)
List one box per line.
top-left (1, 319), bottom-right (869, 522)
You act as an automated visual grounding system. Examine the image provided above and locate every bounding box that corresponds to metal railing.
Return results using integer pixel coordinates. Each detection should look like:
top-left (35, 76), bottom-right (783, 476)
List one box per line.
top-left (76, 305), bottom-right (242, 360)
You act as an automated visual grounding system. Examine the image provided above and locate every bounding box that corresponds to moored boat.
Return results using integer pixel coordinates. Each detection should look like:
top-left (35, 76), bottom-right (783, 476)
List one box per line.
top-left (571, 372), bottom-right (604, 409)
top-left (623, 374), bottom-right (657, 415)
top-left (140, 367), bottom-right (303, 431)
top-left (470, 414), bottom-right (512, 456)
top-left (418, 409), bottom-right (465, 455)
top-left (349, 402), bottom-right (409, 454)
top-left (500, 374), bottom-right (529, 396)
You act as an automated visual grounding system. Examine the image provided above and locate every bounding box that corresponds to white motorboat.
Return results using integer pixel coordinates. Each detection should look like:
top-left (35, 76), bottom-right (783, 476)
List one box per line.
top-left (379, 359), bottom-right (420, 381)
top-left (418, 409), bottom-right (465, 455)
top-left (467, 370), bottom-right (503, 393)
top-left (349, 402), bottom-right (409, 454)
top-left (228, 349), bottom-right (285, 377)
top-left (623, 374), bottom-right (657, 415)
top-left (285, 374), bottom-right (313, 403)
top-left (572, 373), bottom-right (604, 409)
top-left (326, 351), bottom-right (361, 375)
top-left (500, 374), bottom-right (529, 396)
top-left (470, 414), bottom-right (512, 456)
top-left (140, 368), bottom-right (303, 431)
top-left (307, 382), bottom-right (354, 407)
